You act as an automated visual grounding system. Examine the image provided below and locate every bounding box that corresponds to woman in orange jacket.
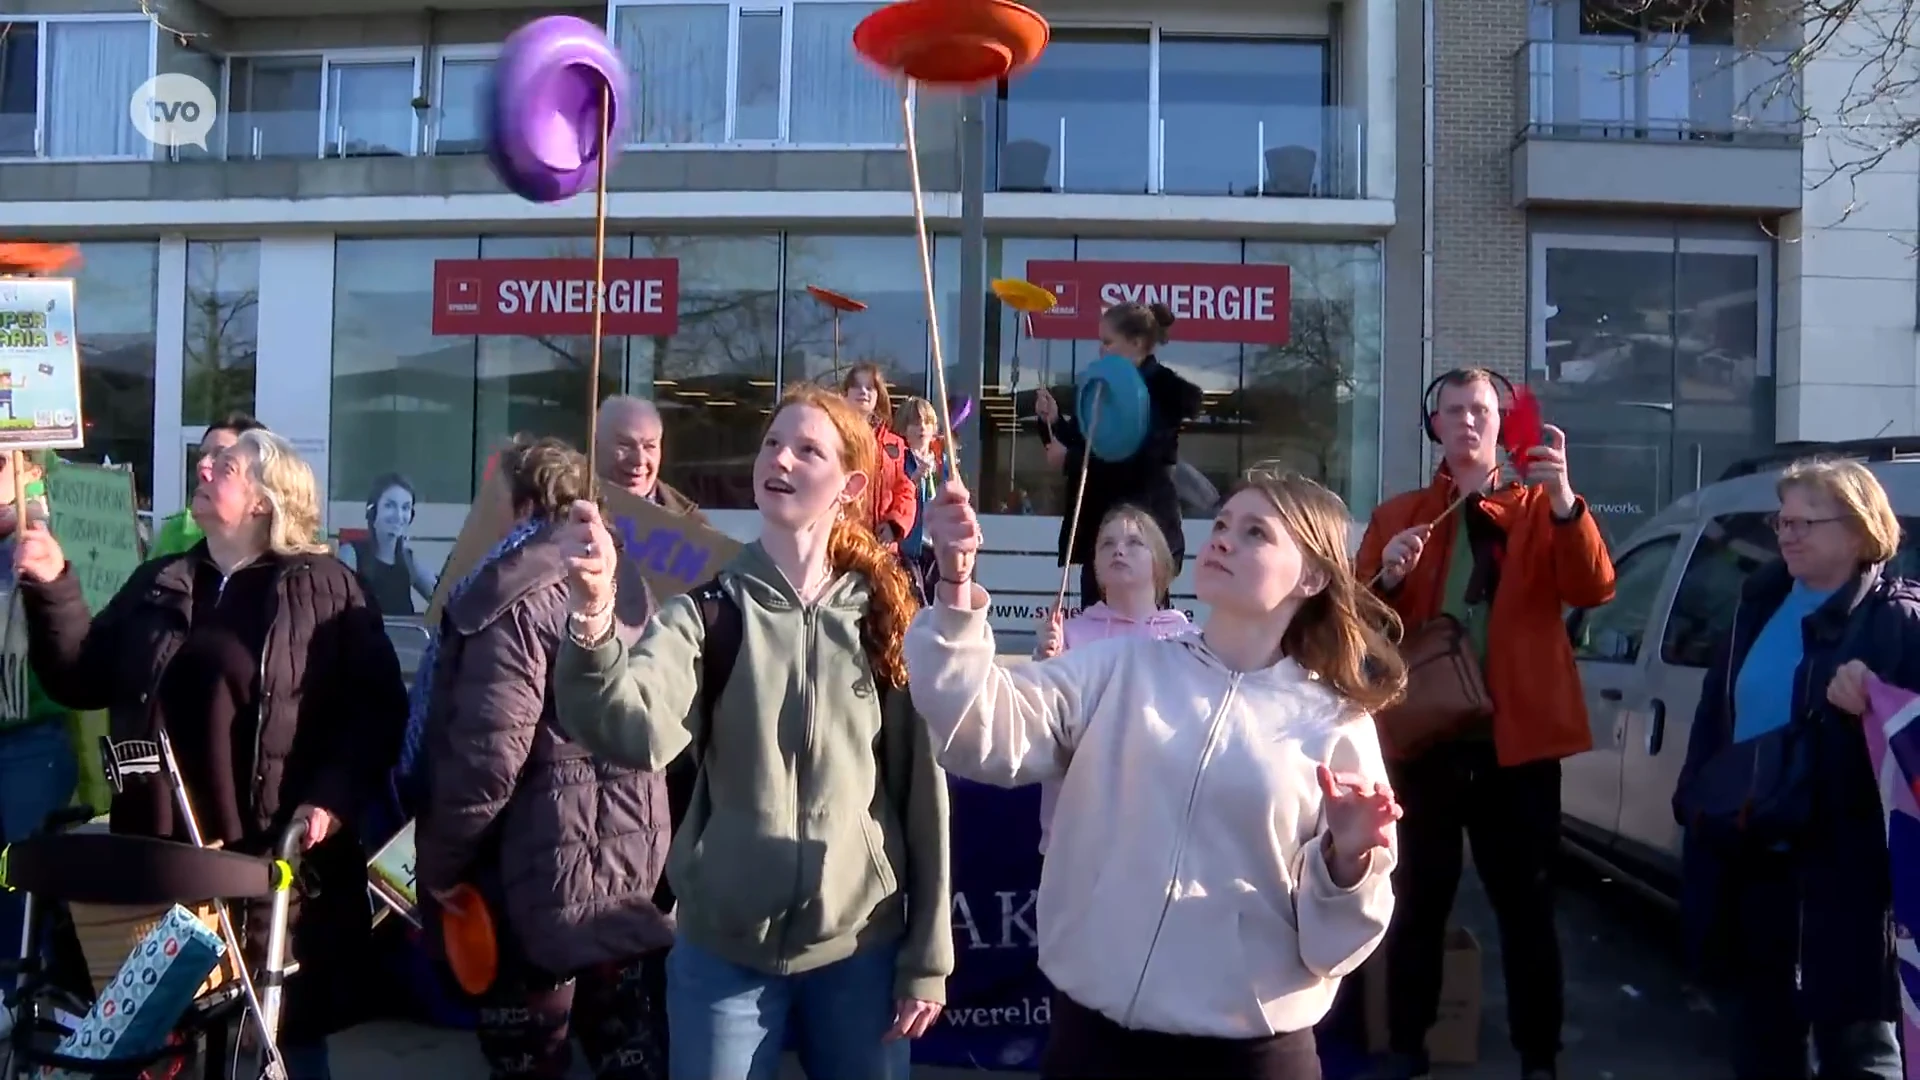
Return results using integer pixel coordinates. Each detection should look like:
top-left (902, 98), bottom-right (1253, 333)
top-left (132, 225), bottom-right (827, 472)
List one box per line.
top-left (841, 362), bottom-right (919, 550)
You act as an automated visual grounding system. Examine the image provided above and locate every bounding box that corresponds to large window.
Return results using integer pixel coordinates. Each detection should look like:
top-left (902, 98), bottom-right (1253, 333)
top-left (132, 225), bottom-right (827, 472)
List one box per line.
top-left (996, 32), bottom-right (1345, 197)
top-left (611, 0), bottom-right (902, 147)
top-left (637, 235), bottom-right (782, 510)
top-left (782, 235), bottom-right (926, 396)
top-left (227, 51), bottom-right (420, 160)
top-left (72, 242), bottom-right (159, 498)
top-left (472, 235), bottom-right (628, 491)
top-left (430, 50), bottom-right (492, 154)
top-left (1530, 230), bottom-right (1775, 546)
top-left (0, 17), bottom-right (152, 160)
top-left (183, 241), bottom-right (259, 425)
top-left (331, 238), bottom-right (479, 506)
top-left (977, 237), bottom-right (1383, 519)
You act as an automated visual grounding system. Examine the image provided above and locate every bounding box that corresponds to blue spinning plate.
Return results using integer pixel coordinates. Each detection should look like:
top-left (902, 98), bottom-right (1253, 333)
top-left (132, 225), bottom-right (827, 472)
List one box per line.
top-left (1076, 353), bottom-right (1152, 462)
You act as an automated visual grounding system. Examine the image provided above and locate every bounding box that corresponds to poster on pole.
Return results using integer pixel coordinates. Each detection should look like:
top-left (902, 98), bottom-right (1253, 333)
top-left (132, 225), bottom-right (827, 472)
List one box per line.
top-left (0, 277), bottom-right (83, 451)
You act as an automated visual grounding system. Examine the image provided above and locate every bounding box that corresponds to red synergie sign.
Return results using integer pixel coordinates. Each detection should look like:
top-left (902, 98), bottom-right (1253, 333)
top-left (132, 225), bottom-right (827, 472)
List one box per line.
top-left (1022, 260), bottom-right (1291, 345)
top-left (431, 258), bottom-right (681, 336)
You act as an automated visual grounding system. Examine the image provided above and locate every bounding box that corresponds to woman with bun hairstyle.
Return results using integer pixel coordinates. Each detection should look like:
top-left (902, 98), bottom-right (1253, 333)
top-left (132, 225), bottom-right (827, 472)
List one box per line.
top-left (551, 384), bottom-right (951, 1080)
top-left (1034, 301), bottom-right (1203, 610)
top-left (841, 362), bottom-right (919, 552)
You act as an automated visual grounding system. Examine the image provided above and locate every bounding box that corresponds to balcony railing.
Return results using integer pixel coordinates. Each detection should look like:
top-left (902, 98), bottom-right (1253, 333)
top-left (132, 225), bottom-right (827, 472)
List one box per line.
top-left (1513, 39), bottom-right (1801, 144)
top-left (994, 101), bottom-right (1367, 198)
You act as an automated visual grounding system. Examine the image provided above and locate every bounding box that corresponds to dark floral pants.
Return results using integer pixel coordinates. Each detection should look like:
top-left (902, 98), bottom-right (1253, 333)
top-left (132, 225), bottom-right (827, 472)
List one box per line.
top-left (474, 949), bottom-right (670, 1080)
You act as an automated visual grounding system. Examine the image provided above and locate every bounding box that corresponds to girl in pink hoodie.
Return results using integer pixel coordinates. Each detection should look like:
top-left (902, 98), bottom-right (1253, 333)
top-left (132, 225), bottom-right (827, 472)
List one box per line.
top-left (1034, 504), bottom-right (1195, 853)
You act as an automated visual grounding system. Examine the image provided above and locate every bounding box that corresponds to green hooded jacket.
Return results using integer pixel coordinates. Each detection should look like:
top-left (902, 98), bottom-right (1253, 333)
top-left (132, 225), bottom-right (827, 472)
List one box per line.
top-left (554, 542), bottom-right (954, 1002)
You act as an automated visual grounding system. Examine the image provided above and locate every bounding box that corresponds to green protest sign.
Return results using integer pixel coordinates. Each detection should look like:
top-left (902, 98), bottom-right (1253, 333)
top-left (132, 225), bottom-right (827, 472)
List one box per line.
top-left (44, 460), bottom-right (140, 613)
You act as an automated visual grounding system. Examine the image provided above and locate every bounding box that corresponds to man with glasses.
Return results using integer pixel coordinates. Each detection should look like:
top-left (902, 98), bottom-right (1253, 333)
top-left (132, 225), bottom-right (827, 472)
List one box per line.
top-left (1354, 368), bottom-right (1616, 1080)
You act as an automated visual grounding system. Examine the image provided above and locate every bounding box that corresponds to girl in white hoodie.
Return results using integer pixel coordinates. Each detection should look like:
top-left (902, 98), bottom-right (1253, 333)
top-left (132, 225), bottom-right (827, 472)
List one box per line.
top-left (905, 471), bottom-right (1407, 1080)
top-left (1033, 503), bottom-right (1194, 855)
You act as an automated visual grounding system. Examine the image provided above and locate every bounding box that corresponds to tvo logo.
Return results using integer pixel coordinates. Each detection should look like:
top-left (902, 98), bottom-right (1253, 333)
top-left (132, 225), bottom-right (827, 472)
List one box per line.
top-left (129, 73), bottom-right (217, 150)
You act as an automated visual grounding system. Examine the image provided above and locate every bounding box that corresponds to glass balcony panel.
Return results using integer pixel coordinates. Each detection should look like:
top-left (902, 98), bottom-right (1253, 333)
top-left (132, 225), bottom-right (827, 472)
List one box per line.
top-left (327, 61), bottom-right (416, 157)
top-left (1157, 36), bottom-right (1332, 197)
top-left (999, 29), bottom-right (1150, 194)
top-left (1515, 39), bottom-right (1800, 144)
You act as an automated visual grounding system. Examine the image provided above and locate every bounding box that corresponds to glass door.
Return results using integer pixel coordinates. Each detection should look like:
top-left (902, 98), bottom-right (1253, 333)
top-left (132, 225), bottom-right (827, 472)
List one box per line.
top-left (324, 52), bottom-right (418, 157)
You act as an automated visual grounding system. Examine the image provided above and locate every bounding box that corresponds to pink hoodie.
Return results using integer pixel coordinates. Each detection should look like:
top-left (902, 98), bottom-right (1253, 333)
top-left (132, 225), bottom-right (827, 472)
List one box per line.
top-left (1038, 601), bottom-right (1197, 854)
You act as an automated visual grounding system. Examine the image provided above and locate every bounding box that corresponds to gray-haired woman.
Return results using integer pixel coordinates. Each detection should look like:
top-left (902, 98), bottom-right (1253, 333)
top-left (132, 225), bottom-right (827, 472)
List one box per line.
top-left (14, 429), bottom-right (409, 1080)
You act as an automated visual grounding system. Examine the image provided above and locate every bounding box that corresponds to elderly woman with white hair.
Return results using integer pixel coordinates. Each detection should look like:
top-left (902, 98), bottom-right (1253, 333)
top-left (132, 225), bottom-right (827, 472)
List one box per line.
top-left (13, 429), bottom-right (409, 1080)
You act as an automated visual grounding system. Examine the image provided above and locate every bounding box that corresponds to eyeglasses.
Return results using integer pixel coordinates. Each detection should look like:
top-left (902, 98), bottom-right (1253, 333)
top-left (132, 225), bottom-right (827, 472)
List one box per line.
top-left (1766, 514), bottom-right (1846, 538)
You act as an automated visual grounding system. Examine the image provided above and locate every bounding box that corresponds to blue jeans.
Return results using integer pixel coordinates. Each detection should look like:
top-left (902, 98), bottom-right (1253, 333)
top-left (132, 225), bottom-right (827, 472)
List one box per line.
top-left (0, 721), bottom-right (76, 960)
top-left (666, 940), bottom-right (909, 1080)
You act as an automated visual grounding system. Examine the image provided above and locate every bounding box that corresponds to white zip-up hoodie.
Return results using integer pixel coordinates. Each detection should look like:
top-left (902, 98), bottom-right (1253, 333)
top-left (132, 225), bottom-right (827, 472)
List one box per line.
top-left (905, 599), bottom-right (1396, 1040)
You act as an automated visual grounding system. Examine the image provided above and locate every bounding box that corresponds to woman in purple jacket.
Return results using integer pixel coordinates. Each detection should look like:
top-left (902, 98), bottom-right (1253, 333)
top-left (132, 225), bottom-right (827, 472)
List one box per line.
top-left (414, 436), bottom-right (674, 1080)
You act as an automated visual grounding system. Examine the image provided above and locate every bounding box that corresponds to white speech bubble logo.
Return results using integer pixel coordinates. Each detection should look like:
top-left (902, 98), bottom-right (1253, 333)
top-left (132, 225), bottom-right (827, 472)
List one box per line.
top-left (129, 73), bottom-right (217, 151)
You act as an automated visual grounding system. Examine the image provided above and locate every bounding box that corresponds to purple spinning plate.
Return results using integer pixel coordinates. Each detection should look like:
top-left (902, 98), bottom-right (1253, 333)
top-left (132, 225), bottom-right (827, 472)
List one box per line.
top-left (487, 16), bottom-right (630, 204)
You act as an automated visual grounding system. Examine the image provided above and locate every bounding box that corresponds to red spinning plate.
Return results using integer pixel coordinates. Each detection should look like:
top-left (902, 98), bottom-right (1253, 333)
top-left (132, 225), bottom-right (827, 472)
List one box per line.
top-left (0, 243), bottom-right (79, 276)
top-left (853, 0), bottom-right (1050, 87)
top-left (807, 285), bottom-right (868, 313)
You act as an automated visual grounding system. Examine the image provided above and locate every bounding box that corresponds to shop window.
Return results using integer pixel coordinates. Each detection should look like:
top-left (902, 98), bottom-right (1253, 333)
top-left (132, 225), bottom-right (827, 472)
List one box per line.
top-left (783, 235), bottom-right (928, 400)
top-left (63, 242), bottom-right (158, 501)
top-left (632, 235), bottom-right (782, 511)
top-left (1530, 230), bottom-right (1775, 547)
top-left (183, 241), bottom-right (259, 426)
top-left (472, 235), bottom-right (629, 492)
top-left (330, 237), bottom-right (480, 509)
top-left (976, 237), bottom-right (1383, 521)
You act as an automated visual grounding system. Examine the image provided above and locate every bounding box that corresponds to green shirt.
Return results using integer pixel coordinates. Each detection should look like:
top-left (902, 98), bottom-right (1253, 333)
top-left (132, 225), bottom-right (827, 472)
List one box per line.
top-left (1439, 512), bottom-right (1490, 664)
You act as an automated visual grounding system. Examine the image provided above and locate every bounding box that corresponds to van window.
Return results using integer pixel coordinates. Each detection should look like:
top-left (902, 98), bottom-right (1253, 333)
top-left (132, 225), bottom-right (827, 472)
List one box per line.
top-left (1572, 536), bottom-right (1679, 663)
top-left (1661, 512), bottom-right (1920, 668)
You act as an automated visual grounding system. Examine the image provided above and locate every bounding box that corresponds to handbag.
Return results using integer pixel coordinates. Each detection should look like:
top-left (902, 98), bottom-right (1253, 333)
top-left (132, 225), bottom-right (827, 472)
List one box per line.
top-left (1375, 614), bottom-right (1494, 760)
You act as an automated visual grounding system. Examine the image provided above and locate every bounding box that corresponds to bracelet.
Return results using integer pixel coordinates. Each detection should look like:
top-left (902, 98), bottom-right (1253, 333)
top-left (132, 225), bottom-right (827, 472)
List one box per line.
top-left (568, 610), bottom-right (617, 651)
top-left (568, 587), bottom-right (615, 624)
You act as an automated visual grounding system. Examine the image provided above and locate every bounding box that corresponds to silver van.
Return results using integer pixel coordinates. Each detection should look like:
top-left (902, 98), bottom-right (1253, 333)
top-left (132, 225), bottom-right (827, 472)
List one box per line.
top-left (1561, 443), bottom-right (1920, 891)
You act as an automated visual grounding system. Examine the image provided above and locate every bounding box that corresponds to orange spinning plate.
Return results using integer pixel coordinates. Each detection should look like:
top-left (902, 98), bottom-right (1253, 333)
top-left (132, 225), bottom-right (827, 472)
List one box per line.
top-left (0, 243), bottom-right (79, 277)
top-left (854, 0), bottom-right (1050, 87)
top-left (439, 884), bottom-right (500, 996)
top-left (807, 285), bottom-right (868, 313)
top-left (991, 278), bottom-right (1057, 314)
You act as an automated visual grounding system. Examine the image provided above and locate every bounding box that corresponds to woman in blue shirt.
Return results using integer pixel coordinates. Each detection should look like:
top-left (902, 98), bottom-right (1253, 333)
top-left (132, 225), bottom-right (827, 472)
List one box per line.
top-left (1674, 457), bottom-right (1920, 1080)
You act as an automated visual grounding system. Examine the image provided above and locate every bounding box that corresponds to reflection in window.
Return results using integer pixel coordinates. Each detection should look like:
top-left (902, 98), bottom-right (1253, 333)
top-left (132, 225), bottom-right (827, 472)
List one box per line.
top-left (472, 236), bottom-right (628, 490)
top-left (999, 30), bottom-right (1150, 194)
top-left (783, 235), bottom-right (928, 399)
top-left (614, 4), bottom-right (729, 144)
top-left (976, 238), bottom-right (1383, 520)
top-left (1157, 38), bottom-right (1329, 197)
top-left (733, 11), bottom-right (784, 141)
top-left (183, 241), bottom-right (260, 425)
top-left (1533, 235), bottom-right (1774, 544)
top-left (71, 242), bottom-right (159, 498)
top-left (331, 237), bottom-right (479, 505)
top-left (632, 235), bottom-right (781, 511)
top-left (1571, 535), bottom-right (1678, 662)
top-left (328, 60), bottom-right (416, 157)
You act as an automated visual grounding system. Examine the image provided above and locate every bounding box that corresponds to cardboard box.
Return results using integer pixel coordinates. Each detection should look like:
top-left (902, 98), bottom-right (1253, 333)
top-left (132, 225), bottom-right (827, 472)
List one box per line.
top-left (1362, 926), bottom-right (1483, 1066)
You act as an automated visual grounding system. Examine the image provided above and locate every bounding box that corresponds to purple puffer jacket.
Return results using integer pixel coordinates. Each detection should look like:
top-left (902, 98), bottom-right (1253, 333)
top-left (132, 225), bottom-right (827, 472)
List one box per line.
top-left (413, 526), bottom-right (673, 975)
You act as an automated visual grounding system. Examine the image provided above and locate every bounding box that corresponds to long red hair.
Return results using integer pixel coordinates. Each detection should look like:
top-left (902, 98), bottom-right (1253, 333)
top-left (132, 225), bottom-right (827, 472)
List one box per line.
top-left (767, 385), bottom-right (919, 688)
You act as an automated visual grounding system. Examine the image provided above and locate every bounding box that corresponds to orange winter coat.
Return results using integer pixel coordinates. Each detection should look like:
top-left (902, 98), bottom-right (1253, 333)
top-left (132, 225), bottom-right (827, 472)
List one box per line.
top-left (1356, 466), bottom-right (1616, 767)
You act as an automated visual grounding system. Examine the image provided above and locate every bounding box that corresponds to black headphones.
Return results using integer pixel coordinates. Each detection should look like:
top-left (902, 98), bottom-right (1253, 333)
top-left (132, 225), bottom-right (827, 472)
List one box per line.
top-left (1421, 368), bottom-right (1517, 444)
top-left (364, 475), bottom-right (417, 531)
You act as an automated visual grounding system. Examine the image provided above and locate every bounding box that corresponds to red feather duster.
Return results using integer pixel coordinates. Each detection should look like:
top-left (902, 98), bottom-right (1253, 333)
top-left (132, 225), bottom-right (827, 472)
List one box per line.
top-left (1499, 385), bottom-right (1544, 460)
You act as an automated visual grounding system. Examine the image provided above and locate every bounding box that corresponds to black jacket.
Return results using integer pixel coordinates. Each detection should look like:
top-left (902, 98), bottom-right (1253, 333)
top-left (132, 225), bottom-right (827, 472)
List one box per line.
top-left (1038, 355), bottom-right (1203, 565)
top-left (20, 545), bottom-right (409, 1040)
top-left (1674, 559), bottom-right (1920, 1022)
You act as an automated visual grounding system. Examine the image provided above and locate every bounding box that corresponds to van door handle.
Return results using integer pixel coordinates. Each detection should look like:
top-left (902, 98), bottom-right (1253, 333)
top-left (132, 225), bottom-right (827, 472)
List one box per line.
top-left (1599, 688), bottom-right (1624, 701)
top-left (1646, 697), bottom-right (1667, 755)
